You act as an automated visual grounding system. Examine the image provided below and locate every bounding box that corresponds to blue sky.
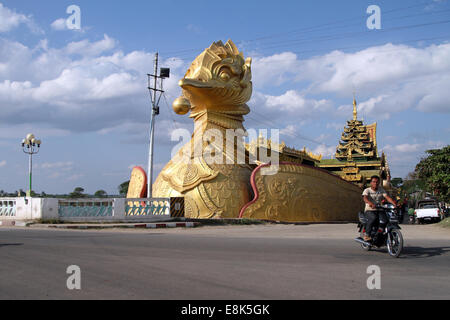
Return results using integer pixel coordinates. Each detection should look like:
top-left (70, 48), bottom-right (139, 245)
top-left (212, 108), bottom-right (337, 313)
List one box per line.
top-left (0, 0), bottom-right (449, 195)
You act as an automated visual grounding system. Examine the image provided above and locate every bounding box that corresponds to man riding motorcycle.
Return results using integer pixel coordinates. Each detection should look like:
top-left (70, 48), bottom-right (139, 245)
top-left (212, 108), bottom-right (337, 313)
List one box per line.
top-left (362, 176), bottom-right (398, 242)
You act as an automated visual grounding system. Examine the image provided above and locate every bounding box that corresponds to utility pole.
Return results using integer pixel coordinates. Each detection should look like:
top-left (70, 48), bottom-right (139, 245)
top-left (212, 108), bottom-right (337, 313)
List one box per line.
top-left (147, 53), bottom-right (170, 198)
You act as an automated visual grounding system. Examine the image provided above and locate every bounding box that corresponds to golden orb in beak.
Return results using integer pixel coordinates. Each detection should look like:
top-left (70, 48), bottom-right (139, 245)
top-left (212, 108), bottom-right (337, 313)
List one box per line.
top-left (172, 97), bottom-right (191, 115)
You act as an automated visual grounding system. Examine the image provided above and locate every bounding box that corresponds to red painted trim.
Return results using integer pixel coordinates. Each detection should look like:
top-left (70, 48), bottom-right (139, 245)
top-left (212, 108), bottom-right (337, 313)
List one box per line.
top-left (239, 162), bottom-right (363, 219)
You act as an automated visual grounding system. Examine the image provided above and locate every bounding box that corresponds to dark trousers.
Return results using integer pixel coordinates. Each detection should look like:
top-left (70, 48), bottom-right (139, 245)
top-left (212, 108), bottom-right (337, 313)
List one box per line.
top-left (365, 210), bottom-right (388, 235)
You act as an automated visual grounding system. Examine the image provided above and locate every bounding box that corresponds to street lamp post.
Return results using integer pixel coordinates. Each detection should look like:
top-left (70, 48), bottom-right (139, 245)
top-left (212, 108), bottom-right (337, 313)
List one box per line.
top-left (22, 134), bottom-right (42, 197)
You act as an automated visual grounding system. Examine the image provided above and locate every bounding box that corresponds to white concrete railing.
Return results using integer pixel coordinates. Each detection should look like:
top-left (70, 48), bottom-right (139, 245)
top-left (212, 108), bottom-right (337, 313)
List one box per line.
top-left (0, 199), bottom-right (17, 217)
top-left (0, 198), bottom-right (45, 220)
top-left (0, 197), bottom-right (175, 222)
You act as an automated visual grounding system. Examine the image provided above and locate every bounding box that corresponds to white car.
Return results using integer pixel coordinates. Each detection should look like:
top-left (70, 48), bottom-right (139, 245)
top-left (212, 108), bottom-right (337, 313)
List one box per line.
top-left (415, 199), bottom-right (444, 224)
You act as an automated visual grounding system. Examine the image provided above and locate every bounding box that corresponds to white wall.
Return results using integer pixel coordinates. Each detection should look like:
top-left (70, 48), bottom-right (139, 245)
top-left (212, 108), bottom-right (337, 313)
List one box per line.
top-left (0, 197), bottom-right (173, 222)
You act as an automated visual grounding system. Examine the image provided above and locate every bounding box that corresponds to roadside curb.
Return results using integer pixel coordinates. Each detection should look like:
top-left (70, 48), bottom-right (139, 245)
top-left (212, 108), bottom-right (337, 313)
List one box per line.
top-left (46, 222), bottom-right (200, 230)
top-left (0, 221), bottom-right (32, 227)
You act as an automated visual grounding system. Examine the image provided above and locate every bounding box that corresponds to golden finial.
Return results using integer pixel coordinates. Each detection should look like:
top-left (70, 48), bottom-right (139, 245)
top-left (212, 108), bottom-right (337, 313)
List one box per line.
top-left (353, 93), bottom-right (358, 121)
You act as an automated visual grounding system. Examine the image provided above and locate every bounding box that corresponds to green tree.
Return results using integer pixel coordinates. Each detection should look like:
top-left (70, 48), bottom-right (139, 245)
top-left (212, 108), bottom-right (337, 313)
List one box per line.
top-left (94, 190), bottom-right (107, 198)
top-left (391, 177), bottom-right (404, 188)
top-left (70, 187), bottom-right (86, 198)
top-left (415, 145), bottom-right (450, 203)
top-left (119, 181), bottom-right (130, 196)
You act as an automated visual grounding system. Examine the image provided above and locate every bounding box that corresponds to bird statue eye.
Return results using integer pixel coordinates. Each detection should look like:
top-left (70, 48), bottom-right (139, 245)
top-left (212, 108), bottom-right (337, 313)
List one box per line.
top-left (219, 70), bottom-right (231, 82)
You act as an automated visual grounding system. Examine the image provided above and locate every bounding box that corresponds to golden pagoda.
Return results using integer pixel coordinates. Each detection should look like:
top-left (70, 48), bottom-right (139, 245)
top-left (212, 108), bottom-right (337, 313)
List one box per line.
top-left (319, 98), bottom-right (391, 188)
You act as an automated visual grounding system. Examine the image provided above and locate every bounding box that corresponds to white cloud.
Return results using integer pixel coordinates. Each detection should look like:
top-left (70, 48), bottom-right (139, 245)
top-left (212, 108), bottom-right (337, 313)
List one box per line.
top-left (0, 160), bottom-right (6, 167)
top-left (40, 162), bottom-right (74, 170)
top-left (252, 43), bottom-right (450, 118)
top-left (299, 44), bottom-right (450, 94)
top-left (0, 13), bottom-right (448, 168)
top-left (252, 52), bottom-right (300, 87)
top-left (280, 125), bottom-right (299, 138)
top-left (0, 3), bottom-right (29, 32)
top-left (50, 18), bottom-right (66, 31)
top-left (250, 90), bottom-right (333, 124)
top-left (382, 140), bottom-right (446, 178)
top-left (65, 34), bottom-right (116, 57)
top-left (384, 143), bottom-right (422, 153)
top-left (0, 35), bottom-right (186, 135)
top-left (0, 3), bottom-right (42, 33)
top-left (312, 144), bottom-right (336, 158)
top-left (384, 141), bottom-right (445, 154)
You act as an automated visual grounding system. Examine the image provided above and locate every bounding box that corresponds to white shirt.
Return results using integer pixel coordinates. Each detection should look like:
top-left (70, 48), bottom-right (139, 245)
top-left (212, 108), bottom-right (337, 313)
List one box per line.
top-left (363, 187), bottom-right (387, 212)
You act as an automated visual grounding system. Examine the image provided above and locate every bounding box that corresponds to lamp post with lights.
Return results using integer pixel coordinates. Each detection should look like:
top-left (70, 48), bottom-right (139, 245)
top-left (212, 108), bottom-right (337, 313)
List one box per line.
top-left (21, 134), bottom-right (42, 197)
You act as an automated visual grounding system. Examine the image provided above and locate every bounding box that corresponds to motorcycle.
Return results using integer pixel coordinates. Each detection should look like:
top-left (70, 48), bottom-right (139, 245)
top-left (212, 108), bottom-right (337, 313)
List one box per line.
top-left (355, 205), bottom-right (404, 258)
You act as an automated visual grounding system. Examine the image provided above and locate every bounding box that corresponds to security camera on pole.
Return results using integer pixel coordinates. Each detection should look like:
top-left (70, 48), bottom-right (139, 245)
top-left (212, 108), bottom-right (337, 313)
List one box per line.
top-left (147, 53), bottom-right (170, 198)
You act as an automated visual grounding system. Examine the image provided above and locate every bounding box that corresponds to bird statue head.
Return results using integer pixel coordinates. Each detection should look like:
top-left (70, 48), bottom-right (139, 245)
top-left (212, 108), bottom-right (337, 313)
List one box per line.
top-left (173, 40), bottom-right (252, 116)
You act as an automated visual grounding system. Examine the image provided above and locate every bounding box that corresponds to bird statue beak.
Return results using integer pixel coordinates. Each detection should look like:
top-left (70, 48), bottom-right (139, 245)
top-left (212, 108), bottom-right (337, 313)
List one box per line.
top-left (178, 78), bottom-right (213, 89)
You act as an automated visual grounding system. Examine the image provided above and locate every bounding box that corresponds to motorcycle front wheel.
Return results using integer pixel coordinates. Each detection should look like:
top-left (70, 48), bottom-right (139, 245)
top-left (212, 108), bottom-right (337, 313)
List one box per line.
top-left (360, 232), bottom-right (371, 251)
top-left (387, 229), bottom-right (403, 258)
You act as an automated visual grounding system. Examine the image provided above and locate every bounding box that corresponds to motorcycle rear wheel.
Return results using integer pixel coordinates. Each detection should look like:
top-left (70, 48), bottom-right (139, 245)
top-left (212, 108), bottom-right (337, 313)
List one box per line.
top-left (387, 229), bottom-right (403, 258)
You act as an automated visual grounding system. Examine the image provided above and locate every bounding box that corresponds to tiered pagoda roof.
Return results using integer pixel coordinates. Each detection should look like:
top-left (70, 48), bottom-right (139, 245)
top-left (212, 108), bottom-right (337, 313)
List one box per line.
top-left (318, 98), bottom-right (390, 188)
top-left (335, 99), bottom-right (378, 161)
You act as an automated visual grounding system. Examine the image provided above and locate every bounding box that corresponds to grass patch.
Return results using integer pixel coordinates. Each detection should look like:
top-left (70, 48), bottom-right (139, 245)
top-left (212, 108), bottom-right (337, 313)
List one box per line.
top-left (437, 217), bottom-right (450, 228)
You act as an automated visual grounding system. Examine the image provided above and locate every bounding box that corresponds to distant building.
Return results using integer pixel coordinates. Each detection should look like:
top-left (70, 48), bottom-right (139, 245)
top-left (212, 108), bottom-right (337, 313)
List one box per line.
top-left (318, 98), bottom-right (391, 188)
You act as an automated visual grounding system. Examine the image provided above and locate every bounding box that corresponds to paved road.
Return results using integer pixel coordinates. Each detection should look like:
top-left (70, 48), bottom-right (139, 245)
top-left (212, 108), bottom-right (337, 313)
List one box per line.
top-left (0, 224), bottom-right (449, 300)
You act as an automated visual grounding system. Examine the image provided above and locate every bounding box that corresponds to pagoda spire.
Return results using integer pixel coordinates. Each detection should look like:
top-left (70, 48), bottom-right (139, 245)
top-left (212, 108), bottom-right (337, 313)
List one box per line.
top-left (353, 96), bottom-right (358, 121)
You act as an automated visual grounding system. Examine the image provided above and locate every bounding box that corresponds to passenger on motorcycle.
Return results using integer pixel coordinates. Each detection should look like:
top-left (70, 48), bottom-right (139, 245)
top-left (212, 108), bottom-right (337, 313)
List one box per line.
top-left (362, 176), bottom-right (398, 242)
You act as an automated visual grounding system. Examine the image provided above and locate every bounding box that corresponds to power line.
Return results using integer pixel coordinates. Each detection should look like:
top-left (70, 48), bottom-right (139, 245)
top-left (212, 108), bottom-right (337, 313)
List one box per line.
top-left (241, 0), bottom-right (439, 44)
top-left (166, 18), bottom-right (450, 62)
top-left (249, 8), bottom-right (450, 49)
top-left (289, 34), bottom-right (450, 56)
top-left (252, 19), bottom-right (450, 52)
top-left (160, 1), bottom-right (445, 56)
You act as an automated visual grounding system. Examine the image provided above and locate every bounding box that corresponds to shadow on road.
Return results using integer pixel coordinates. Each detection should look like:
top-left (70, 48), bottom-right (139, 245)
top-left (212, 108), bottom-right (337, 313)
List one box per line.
top-left (0, 243), bottom-right (23, 248)
top-left (402, 246), bottom-right (450, 258)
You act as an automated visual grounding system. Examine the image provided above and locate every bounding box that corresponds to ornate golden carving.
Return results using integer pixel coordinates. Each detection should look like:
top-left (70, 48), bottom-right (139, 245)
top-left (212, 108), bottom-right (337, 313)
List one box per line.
top-left (240, 163), bottom-right (364, 222)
